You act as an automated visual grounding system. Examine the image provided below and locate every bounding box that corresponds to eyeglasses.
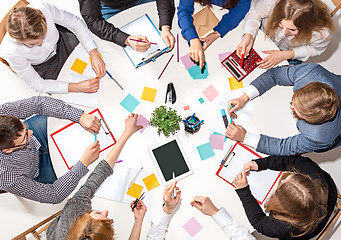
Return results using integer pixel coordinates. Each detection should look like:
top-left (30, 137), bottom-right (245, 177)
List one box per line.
top-left (10, 122), bottom-right (29, 149)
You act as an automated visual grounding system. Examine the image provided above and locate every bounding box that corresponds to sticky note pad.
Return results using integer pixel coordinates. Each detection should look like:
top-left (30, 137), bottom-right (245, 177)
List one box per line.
top-left (180, 54), bottom-right (197, 69)
top-left (136, 114), bottom-right (149, 133)
top-left (209, 134), bottom-right (225, 150)
top-left (229, 77), bottom-right (243, 90)
top-left (184, 105), bottom-right (190, 111)
top-left (143, 174), bottom-right (160, 191)
top-left (120, 94), bottom-right (140, 113)
top-left (71, 58), bottom-right (88, 75)
top-left (126, 183), bottom-right (143, 199)
top-left (213, 131), bottom-right (227, 142)
top-left (188, 63), bottom-right (208, 79)
top-left (202, 84), bottom-right (219, 102)
top-left (141, 87), bottom-right (157, 102)
top-left (219, 52), bottom-right (232, 67)
top-left (183, 217), bottom-right (203, 237)
top-left (199, 97), bottom-right (204, 104)
top-left (197, 142), bottom-right (215, 160)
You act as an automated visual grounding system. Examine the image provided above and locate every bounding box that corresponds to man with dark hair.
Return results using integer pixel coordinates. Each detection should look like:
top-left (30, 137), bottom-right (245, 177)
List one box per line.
top-left (0, 96), bottom-right (101, 204)
top-left (225, 63), bottom-right (341, 155)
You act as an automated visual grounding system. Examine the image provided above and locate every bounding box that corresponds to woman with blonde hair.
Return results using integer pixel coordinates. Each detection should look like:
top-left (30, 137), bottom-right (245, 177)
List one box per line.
top-left (233, 155), bottom-right (337, 239)
top-left (236, 0), bottom-right (334, 69)
top-left (1, 1), bottom-right (106, 94)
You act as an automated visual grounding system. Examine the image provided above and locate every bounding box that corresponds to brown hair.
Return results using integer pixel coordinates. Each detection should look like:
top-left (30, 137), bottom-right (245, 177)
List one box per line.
top-left (264, 172), bottom-right (328, 237)
top-left (0, 115), bottom-right (24, 150)
top-left (265, 0), bottom-right (334, 46)
top-left (7, 6), bottom-right (47, 42)
top-left (67, 211), bottom-right (114, 240)
top-left (292, 82), bottom-right (339, 124)
top-left (195, 0), bottom-right (240, 10)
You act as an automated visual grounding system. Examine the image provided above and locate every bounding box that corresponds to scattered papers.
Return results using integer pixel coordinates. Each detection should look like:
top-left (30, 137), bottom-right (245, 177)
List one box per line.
top-left (120, 94), bottom-right (140, 112)
top-left (136, 114), bottom-right (149, 133)
top-left (213, 131), bottom-right (227, 142)
top-left (183, 217), bottom-right (203, 237)
top-left (143, 173), bottom-right (160, 191)
top-left (209, 134), bottom-right (224, 150)
top-left (180, 54), bottom-right (196, 69)
top-left (71, 58), bottom-right (87, 75)
top-left (229, 77), bottom-right (243, 90)
top-left (141, 87), bottom-right (157, 102)
top-left (197, 142), bottom-right (215, 160)
top-left (202, 84), bottom-right (219, 102)
top-left (181, 54), bottom-right (208, 79)
top-left (127, 183), bottom-right (143, 199)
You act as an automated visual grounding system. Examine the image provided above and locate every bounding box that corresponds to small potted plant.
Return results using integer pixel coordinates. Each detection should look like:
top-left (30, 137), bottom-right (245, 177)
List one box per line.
top-left (150, 106), bottom-right (182, 137)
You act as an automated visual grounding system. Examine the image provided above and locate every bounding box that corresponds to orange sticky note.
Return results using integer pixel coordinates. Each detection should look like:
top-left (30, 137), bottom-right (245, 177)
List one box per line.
top-left (89, 53), bottom-right (103, 64)
top-left (71, 58), bottom-right (88, 75)
top-left (184, 105), bottom-right (190, 111)
top-left (127, 183), bottom-right (143, 199)
top-left (229, 77), bottom-right (243, 90)
top-left (141, 87), bottom-right (157, 102)
top-left (143, 174), bottom-right (160, 191)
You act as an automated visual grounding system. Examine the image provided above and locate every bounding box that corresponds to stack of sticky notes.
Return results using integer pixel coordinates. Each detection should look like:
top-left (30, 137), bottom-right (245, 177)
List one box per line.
top-left (202, 84), bottom-right (219, 102)
top-left (181, 54), bottom-right (208, 79)
top-left (141, 87), bottom-right (157, 102)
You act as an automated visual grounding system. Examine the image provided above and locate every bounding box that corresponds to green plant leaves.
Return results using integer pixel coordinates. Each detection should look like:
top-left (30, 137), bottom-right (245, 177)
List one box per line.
top-left (150, 106), bottom-right (182, 137)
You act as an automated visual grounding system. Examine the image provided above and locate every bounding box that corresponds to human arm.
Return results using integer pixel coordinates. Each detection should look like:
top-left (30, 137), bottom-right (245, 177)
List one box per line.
top-left (156, 0), bottom-right (175, 50)
top-left (129, 200), bottom-right (147, 240)
top-left (257, 50), bottom-right (294, 69)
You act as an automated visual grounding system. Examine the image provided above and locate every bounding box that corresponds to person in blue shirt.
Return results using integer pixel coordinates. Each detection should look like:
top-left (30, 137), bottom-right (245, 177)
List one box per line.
top-left (178, 0), bottom-right (251, 69)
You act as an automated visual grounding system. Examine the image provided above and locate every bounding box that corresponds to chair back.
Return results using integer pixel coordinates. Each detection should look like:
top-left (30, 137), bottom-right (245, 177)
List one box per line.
top-left (331, 0), bottom-right (341, 16)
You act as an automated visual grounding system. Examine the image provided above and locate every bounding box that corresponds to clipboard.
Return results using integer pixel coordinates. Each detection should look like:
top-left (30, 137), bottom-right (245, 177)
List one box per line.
top-left (120, 14), bottom-right (169, 68)
top-left (216, 142), bottom-right (281, 204)
top-left (50, 109), bottom-right (116, 170)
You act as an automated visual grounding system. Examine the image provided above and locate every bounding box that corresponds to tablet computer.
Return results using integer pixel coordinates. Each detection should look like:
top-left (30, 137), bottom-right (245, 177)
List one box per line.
top-left (148, 136), bottom-right (193, 185)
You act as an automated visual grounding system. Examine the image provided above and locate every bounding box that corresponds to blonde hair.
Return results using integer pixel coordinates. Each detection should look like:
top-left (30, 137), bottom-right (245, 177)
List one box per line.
top-left (264, 172), bottom-right (328, 237)
top-left (265, 0), bottom-right (334, 46)
top-left (67, 211), bottom-right (114, 240)
top-left (7, 6), bottom-right (47, 42)
top-left (292, 82), bottom-right (339, 124)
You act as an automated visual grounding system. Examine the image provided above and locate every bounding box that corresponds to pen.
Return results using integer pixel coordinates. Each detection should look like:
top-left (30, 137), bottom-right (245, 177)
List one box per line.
top-left (221, 109), bottom-right (229, 128)
top-left (192, 120), bottom-right (204, 128)
top-left (131, 192), bottom-right (145, 211)
top-left (183, 119), bottom-right (195, 125)
top-left (240, 52), bottom-right (245, 68)
top-left (231, 168), bottom-right (251, 185)
top-left (220, 145), bottom-right (233, 166)
top-left (95, 132), bottom-right (97, 142)
top-left (106, 70), bottom-right (124, 90)
top-left (128, 167), bottom-right (143, 189)
top-left (130, 38), bottom-right (157, 45)
top-left (172, 172), bottom-right (177, 198)
top-left (116, 160), bottom-right (123, 163)
top-left (190, 113), bottom-right (196, 121)
top-left (158, 54), bottom-right (174, 80)
top-left (230, 103), bottom-right (233, 124)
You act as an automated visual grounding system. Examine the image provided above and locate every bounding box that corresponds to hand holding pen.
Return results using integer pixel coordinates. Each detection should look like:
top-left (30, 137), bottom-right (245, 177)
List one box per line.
top-left (163, 181), bottom-right (181, 214)
top-left (130, 193), bottom-right (147, 222)
top-left (126, 35), bottom-right (151, 52)
top-left (232, 161), bottom-right (260, 189)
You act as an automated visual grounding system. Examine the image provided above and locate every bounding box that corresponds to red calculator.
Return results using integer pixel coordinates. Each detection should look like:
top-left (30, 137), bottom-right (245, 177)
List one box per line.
top-left (221, 49), bottom-right (262, 82)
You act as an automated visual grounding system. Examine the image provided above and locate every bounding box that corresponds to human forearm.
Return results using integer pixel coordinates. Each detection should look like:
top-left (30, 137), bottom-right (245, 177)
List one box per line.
top-left (156, 0), bottom-right (175, 29)
top-left (128, 219), bottom-right (143, 240)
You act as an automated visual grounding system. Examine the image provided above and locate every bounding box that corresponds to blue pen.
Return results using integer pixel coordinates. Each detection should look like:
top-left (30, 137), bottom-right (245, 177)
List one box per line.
top-left (192, 120), bottom-right (204, 128)
top-left (106, 70), bottom-right (124, 90)
top-left (95, 132), bottom-right (97, 142)
top-left (190, 113), bottom-right (196, 121)
top-left (230, 104), bottom-right (233, 124)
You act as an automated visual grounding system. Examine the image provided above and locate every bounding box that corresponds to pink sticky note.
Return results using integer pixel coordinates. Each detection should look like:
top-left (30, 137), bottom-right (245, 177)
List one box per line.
top-left (136, 114), bottom-right (149, 133)
top-left (209, 134), bottom-right (224, 150)
top-left (202, 84), bottom-right (219, 102)
top-left (183, 217), bottom-right (203, 237)
top-left (181, 54), bottom-right (196, 70)
top-left (184, 105), bottom-right (190, 111)
top-left (219, 52), bottom-right (232, 67)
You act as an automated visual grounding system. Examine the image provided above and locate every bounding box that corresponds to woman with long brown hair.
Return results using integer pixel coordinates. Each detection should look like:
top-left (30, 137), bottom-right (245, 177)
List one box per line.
top-left (233, 155), bottom-right (337, 239)
top-left (178, 0), bottom-right (252, 69)
top-left (236, 0), bottom-right (334, 69)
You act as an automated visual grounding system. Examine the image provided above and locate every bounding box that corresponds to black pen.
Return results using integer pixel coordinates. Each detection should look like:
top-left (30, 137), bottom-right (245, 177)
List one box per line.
top-left (131, 192), bottom-right (145, 211)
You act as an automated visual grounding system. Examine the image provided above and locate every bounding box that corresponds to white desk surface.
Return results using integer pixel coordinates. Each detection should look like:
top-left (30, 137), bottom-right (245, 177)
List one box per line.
top-left (47, 2), bottom-right (299, 239)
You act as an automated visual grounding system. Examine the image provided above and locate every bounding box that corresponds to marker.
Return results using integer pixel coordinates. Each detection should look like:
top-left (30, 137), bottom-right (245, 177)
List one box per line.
top-left (131, 192), bottom-right (145, 211)
top-left (192, 120), bottom-right (204, 128)
top-left (130, 38), bottom-right (157, 45)
top-left (240, 52), bottom-right (245, 68)
top-left (190, 113), bottom-right (196, 121)
top-left (172, 172), bottom-right (177, 198)
top-left (128, 167), bottom-right (143, 189)
top-left (158, 54), bottom-right (174, 80)
top-left (106, 70), bottom-right (124, 90)
top-left (183, 119), bottom-right (195, 125)
top-left (95, 132), bottom-right (97, 142)
top-left (231, 168), bottom-right (251, 185)
top-left (221, 109), bottom-right (229, 128)
top-left (230, 103), bottom-right (233, 124)
top-left (116, 160), bottom-right (123, 163)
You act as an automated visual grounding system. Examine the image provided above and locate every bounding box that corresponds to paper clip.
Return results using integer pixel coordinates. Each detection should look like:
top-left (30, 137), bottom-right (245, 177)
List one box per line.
top-left (142, 49), bottom-right (161, 62)
top-left (224, 152), bottom-right (235, 167)
top-left (100, 119), bottom-right (110, 135)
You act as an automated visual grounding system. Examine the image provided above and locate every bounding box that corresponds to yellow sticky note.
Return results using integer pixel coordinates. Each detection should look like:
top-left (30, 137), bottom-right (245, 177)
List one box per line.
top-left (141, 87), bottom-right (157, 102)
top-left (143, 174), bottom-right (160, 191)
top-left (89, 53), bottom-right (103, 64)
top-left (71, 58), bottom-right (88, 75)
top-left (127, 183), bottom-right (143, 199)
top-left (229, 77), bottom-right (243, 90)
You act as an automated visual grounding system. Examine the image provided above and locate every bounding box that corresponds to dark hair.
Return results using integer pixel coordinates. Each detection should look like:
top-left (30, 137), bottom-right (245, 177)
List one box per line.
top-left (195, 0), bottom-right (240, 10)
top-left (0, 115), bottom-right (24, 150)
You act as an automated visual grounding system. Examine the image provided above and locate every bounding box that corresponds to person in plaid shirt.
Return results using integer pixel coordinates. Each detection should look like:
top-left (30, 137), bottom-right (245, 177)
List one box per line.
top-left (0, 96), bottom-right (101, 204)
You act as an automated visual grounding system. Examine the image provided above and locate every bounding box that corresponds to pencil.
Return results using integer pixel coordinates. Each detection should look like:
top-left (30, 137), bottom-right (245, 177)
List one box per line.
top-left (116, 160), bottom-right (123, 163)
top-left (106, 70), bottom-right (124, 90)
top-left (130, 38), bottom-right (157, 45)
top-left (128, 167), bottom-right (143, 189)
top-left (177, 34), bottom-right (179, 62)
top-left (158, 54), bottom-right (174, 80)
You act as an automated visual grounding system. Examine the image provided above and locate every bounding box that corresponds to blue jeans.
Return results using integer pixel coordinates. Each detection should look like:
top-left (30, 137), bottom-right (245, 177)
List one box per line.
top-left (25, 115), bottom-right (57, 184)
top-left (101, 0), bottom-right (155, 20)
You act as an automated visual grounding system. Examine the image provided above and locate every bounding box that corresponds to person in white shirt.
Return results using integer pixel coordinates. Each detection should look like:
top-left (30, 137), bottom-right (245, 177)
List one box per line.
top-left (236, 0), bottom-right (334, 69)
top-left (147, 182), bottom-right (255, 240)
top-left (1, 1), bottom-right (106, 94)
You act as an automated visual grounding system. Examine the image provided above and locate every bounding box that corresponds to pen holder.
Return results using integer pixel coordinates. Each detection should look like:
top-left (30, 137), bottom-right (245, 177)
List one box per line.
top-left (184, 115), bottom-right (202, 134)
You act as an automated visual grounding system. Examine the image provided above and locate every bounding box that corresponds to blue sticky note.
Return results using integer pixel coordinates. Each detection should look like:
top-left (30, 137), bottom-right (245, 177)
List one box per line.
top-left (197, 142), bottom-right (215, 160)
top-left (120, 94), bottom-right (140, 113)
top-left (213, 131), bottom-right (227, 142)
top-left (188, 63), bottom-right (208, 79)
top-left (199, 97), bottom-right (204, 104)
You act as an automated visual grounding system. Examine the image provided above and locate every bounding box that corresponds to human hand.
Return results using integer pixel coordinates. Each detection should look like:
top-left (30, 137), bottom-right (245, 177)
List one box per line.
top-left (68, 78), bottom-right (100, 93)
top-left (161, 25), bottom-right (175, 52)
top-left (243, 161), bottom-right (258, 172)
top-left (126, 35), bottom-right (151, 52)
top-left (236, 33), bottom-right (254, 58)
top-left (124, 113), bottom-right (143, 136)
top-left (80, 141), bottom-right (100, 167)
top-left (258, 50), bottom-right (294, 69)
top-left (163, 181), bottom-right (181, 214)
top-left (130, 200), bottom-right (147, 223)
top-left (89, 48), bottom-right (106, 78)
top-left (227, 93), bottom-right (250, 117)
top-left (79, 113), bottom-right (101, 134)
top-left (200, 31), bottom-right (220, 51)
top-left (233, 171), bottom-right (248, 189)
top-left (225, 123), bottom-right (246, 142)
top-left (190, 196), bottom-right (219, 216)
top-left (189, 38), bottom-right (205, 69)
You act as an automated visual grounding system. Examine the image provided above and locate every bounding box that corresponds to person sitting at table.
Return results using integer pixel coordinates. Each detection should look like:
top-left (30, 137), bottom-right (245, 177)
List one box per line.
top-left (78, 0), bottom-right (175, 53)
top-left (233, 155), bottom-right (337, 239)
top-left (236, 0), bottom-right (334, 69)
top-left (147, 182), bottom-right (255, 239)
top-left (0, 96), bottom-right (102, 204)
top-left (178, 0), bottom-right (252, 69)
top-left (225, 63), bottom-right (341, 156)
top-left (47, 113), bottom-right (144, 240)
top-left (1, 1), bottom-right (106, 95)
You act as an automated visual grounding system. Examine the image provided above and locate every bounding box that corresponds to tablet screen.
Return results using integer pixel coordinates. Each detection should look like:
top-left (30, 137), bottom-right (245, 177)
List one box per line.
top-left (152, 139), bottom-right (190, 182)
